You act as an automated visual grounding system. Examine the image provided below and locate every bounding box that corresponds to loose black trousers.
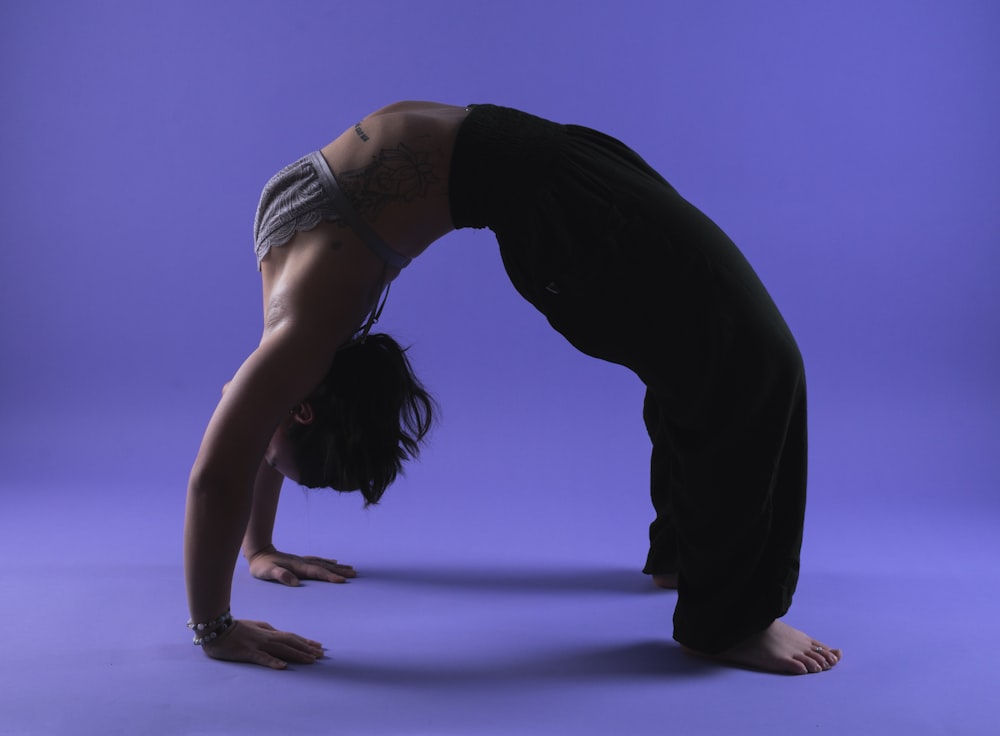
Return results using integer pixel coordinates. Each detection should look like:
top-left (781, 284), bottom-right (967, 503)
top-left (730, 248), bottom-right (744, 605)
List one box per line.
top-left (450, 104), bottom-right (807, 653)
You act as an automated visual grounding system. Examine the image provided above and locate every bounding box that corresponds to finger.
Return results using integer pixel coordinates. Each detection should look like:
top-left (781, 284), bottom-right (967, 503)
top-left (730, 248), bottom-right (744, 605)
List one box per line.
top-left (302, 557), bottom-right (357, 578)
top-left (281, 631), bottom-right (326, 656)
top-left (296, 563), bottom-right (349, 583)
top-left (314, 568), bottom-right (349, 583)
top-left (250, 649), bottom-right (289, 670)
top-left (322, 565), bottom-right (356, 580)
top-left (302, 637), bottom-right (324, 650)
top-left (297, 637), bottom-right (327, 656)
top-left (303, 556), bottom-right (356, 572)
top-left (250, 562), bottom-right (300, 586)
top-left (267, 640), bottom-right (322, 664)
top-left (269, 566), bottom-right (302, 587)
top-left (249, 623), bottom-right (324, 654)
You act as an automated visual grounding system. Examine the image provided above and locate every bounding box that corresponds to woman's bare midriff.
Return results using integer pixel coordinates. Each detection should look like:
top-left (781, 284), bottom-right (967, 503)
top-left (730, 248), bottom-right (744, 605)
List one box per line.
top-left (319, 101), bottom-right (470, 260)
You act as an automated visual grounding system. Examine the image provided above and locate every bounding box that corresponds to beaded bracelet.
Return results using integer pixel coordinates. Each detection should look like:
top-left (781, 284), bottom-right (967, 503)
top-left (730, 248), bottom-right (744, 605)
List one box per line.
top-left (187, 608), bottom-right (235, 646)
top-left (192, 618), bottom-right (235, 646)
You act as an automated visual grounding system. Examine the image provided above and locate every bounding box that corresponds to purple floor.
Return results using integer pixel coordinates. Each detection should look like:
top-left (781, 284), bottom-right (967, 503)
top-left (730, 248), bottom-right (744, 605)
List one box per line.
top-left (2, 384), bottom-right (998, 735)
top-left (2, 2), bottom-right (998, 734)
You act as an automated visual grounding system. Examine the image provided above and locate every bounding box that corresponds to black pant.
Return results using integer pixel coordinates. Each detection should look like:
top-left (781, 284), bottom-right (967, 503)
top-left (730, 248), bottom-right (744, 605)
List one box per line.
top-left (450, 104), bottom-right (807, 653)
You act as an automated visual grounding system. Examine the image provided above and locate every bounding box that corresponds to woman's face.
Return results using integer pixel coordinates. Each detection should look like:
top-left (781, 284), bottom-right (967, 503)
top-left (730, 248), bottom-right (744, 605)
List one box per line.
top-left (265, 418), bottom-right (301, 482)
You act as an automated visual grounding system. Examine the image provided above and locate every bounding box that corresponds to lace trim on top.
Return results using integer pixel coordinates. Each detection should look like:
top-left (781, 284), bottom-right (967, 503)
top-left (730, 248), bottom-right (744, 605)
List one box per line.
top-left (253, 155), bottom-right (343, 269)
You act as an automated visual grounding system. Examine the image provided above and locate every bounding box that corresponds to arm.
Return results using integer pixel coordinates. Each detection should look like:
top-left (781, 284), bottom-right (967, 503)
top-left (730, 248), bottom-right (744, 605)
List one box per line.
top-left (183, 335), bottom-right (328, 668)
top-left (241, 460), bottom-right (356, 586)
top-left (242, 460), bottom-right (284, 560)
top-left (184, 333), bottom-right (312, 618)
top-left (183, 222), bottom-right (388, 668)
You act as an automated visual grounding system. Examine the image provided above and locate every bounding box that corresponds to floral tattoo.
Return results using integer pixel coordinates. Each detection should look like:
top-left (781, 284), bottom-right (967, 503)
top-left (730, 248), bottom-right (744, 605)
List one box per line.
top-left (338, 142), bottom-right (438, 222)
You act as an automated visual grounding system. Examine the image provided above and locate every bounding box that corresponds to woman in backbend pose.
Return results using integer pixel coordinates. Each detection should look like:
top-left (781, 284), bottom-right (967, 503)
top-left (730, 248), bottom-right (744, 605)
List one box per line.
top-left (184, 101), bottom-right (842, 675)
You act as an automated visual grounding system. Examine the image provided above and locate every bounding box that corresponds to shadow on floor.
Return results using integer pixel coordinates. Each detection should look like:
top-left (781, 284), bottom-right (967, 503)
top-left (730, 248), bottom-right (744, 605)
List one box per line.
top-left (288, 639), bottom-right (721, 688)
top-left (359, 564), bottom-right (664, 596)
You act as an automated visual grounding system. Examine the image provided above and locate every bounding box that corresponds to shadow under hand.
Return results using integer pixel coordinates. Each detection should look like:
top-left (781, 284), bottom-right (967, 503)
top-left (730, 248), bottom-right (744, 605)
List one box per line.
top-left (299, 640), bottom-right (719, 688)
top-left (362, 564), bottom-right (663, 596)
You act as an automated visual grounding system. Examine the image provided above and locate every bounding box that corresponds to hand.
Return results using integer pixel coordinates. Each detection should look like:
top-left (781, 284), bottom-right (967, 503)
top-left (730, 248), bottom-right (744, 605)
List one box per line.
top-left (246, 545), bottom-right (357, 586)
top-left (202, 619), bottom-right (324, 669)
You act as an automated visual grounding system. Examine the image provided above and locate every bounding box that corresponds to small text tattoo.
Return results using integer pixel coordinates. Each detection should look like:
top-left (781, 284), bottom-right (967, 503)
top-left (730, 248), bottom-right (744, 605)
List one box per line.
top-left (354, 123), bottom-right (370, 142)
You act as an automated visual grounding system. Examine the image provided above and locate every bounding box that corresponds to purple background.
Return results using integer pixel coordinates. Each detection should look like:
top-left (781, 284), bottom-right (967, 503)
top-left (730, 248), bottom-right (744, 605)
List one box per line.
top-left (2, 1), bottom-right (998, 734)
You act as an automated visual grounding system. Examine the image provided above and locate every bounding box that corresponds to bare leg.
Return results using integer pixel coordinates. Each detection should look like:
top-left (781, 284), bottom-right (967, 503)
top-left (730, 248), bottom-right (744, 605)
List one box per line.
top-left (683, 620), bottom-right (842, 675)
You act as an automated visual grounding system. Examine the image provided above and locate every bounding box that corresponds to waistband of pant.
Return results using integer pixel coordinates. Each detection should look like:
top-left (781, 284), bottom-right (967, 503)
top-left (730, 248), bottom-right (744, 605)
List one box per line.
top-left (449, 104), bottom-right (565, 230)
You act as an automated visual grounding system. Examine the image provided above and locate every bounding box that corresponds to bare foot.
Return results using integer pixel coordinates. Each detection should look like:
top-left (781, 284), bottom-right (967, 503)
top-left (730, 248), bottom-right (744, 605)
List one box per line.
top-left (652, 573), bottom-right (678, 590)
top-left (683, 620), bottom-right (842, 675)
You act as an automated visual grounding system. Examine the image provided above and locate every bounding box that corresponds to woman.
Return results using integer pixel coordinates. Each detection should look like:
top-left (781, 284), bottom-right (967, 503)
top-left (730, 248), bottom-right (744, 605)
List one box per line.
top-left (184, 101), bottom-right (841, 675)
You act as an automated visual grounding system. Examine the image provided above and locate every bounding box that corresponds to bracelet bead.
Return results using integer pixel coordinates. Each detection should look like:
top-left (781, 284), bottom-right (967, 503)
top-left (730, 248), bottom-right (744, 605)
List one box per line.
top-left (192, 618), bottom-right (236, 646)
top-left (186, 608), bottom-right (234, 645)
top-left (186, 608), bottom-right (232, 631)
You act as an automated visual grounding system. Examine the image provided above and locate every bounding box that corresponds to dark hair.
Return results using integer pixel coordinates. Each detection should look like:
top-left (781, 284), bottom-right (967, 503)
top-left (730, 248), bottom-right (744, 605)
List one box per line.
top-left (287, 333), bottom-right (435, 506)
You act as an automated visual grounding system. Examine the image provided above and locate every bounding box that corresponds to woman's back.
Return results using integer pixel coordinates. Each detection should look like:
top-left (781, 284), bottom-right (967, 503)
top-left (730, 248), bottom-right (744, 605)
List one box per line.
top-left (319, 101), bottom-right (469, 259)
